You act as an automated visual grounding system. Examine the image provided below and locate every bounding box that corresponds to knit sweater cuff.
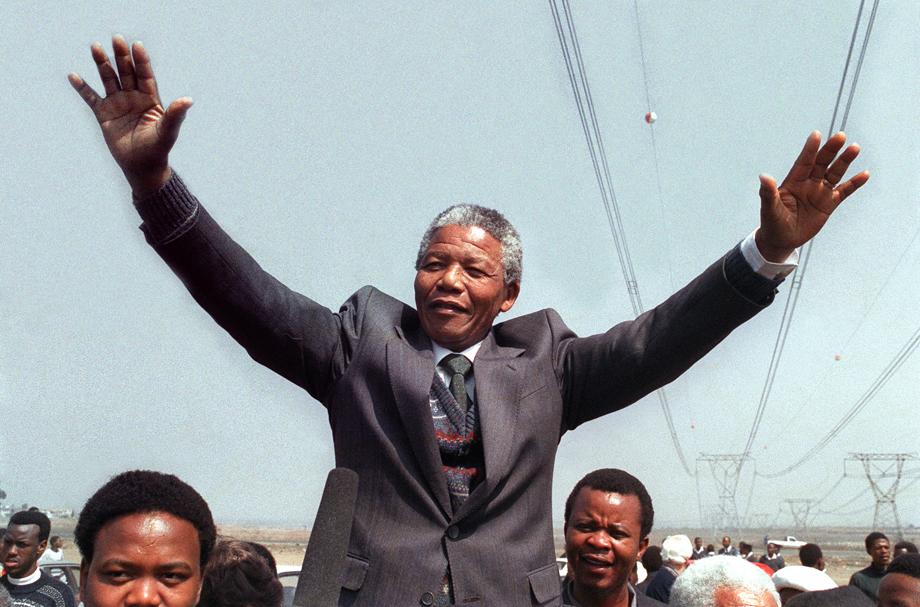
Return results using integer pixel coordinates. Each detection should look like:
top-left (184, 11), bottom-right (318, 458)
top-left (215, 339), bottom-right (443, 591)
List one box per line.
top-left (133, 172), bottom-right (199, 245)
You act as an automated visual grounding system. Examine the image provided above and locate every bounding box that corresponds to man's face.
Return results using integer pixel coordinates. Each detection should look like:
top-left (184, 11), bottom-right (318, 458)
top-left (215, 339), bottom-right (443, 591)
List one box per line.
top-left (870, 538), bottom-right (892, 568)
top-left (714, 587), bottom-right (778, 607)
top-left (722, 536), bottom-right (731, 548)
top-left (564, 489), bottom-right (648, 606)
top-left (53, 538), bottom-right (64, 551)
top-left (877, 573), bottom-right (920, 607)
top-left (80, 512), bottom-right (202, 607)
top-left (695, 538), bottom-right (703, 549)
top-left (767, 543), bottom-right (777, 556)
top-left (414, 225), bottom-right (519, 352)
top-left (1, 524), bottom-right (46, 578)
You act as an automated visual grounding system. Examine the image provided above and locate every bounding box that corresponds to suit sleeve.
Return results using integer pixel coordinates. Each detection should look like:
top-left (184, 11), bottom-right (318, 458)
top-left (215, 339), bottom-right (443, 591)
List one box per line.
top-left (133, 173), bottom-right (364, 404)
top-left (559, 250), bottom-right (774, 430)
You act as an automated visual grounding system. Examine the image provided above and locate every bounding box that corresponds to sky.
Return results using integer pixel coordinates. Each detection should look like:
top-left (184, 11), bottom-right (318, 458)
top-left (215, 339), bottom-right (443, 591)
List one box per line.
top-left (3, 0), bottom-right (920, 535)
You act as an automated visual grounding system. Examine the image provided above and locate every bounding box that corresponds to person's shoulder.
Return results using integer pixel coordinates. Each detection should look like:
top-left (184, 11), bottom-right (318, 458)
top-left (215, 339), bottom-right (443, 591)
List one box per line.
top-left (636, 591), bottom-right (668, 607)
top-left (491, 308), bottom-right (574, 345)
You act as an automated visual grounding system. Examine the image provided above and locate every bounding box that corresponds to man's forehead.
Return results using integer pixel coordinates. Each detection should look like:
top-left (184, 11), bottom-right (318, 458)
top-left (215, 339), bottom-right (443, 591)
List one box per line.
top-left (575, 488), bottom-right (640, 515)
top-left (5, 524), bottom-right (40, 541)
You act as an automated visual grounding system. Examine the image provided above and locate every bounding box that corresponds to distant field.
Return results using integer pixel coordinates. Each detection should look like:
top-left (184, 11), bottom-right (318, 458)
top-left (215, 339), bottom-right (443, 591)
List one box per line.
top-left (46, 517), bottom-right (915, 587)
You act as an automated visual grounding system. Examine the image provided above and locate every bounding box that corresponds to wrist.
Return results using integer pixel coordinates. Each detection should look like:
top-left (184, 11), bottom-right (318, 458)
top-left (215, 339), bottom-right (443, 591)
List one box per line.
top-left (126, 165), bottom-right (172, 199)
top-left (754, 228), bottom-right (795, 263)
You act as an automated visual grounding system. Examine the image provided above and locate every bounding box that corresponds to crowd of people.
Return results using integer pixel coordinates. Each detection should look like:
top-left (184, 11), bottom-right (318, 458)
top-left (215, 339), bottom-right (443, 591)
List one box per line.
top-left (2, 470), bottom-right (919, 607)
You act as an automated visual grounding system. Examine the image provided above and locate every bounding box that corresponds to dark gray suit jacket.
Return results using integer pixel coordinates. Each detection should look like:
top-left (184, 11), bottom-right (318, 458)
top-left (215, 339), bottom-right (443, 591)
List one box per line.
top-left (144, 176), bottom-right (772, 606)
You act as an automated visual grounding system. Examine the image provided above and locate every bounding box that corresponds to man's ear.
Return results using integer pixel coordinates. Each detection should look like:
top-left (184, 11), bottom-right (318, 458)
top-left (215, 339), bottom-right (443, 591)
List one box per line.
top-left (499, 281), bottom-right (520, 313)
top-left (637, 536), bottom-right (649, 559)
top-left (36, 539), bottom-right (48, 557)
top-left (79, 559), bottom-right (89, 597)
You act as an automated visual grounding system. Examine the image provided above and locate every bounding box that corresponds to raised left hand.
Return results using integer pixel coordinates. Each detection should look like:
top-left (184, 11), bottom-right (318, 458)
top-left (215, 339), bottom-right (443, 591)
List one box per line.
top-left (756, 131), bottom-right (869, 262)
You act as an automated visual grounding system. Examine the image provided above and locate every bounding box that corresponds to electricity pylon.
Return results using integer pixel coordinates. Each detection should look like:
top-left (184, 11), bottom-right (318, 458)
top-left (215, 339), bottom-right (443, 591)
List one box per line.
top-left (846, 453), bottom-right (918, 540)
top-left (698, 454), bottom-right (752, 538)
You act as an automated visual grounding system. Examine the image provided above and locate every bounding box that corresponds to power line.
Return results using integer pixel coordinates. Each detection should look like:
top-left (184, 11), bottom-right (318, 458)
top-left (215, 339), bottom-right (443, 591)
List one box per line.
top-left (746, 0), bottom-right (880, 465)
top-left (548, 0), bottom-right (693, 475)
top-left (760, 323), bottom-right (920, 478)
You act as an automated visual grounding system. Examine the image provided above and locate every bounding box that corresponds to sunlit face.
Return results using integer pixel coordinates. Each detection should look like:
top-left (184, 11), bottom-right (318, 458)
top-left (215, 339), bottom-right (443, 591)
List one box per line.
top-left (870, 539), bottom-right (892, 568)
top-left (766, 543), bottom-right (778, 556)
top-left (877, 572), bottom-right (920, 607)
top-left (564, 489), bottom-right (648, 606)
top-left (1, 524), bottom-right (46, 578)
top-left (80, 512), bottom-right (202, 607)
top-left (722, 537), bottom-right (731, 549)
top-left (414, 224), bottom-right (519, 351)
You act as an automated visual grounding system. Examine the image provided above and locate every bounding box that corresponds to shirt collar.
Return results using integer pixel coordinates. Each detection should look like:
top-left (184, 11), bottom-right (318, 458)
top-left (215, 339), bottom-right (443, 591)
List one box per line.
top-left (6, 568), bottom-right (42, 585)
top-left (564, 579), bottom-right (638, 607)
top-left (432, 339), bottom-right (484, 366)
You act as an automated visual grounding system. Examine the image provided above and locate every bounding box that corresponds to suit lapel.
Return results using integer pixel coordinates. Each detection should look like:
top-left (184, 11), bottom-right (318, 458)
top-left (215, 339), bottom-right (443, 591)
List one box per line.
top-left (387, 328), bottom-right (454, 518)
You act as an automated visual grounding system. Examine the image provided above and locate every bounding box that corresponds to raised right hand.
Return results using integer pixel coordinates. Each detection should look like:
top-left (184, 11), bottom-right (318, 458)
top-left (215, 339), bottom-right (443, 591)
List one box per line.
top-left (69, 36), bottom-right (192, 198)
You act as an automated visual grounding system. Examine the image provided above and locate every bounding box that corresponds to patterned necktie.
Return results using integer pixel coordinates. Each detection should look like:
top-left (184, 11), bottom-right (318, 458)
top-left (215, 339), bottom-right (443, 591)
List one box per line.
top-left (441, 353), bottom-right (472, 412)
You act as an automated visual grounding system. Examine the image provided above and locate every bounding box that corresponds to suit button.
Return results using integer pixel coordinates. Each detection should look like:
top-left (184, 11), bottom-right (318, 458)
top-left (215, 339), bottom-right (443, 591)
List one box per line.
top-left (420, 591), bottom-right (434, 605)
top-left (446, 525), bottom-right (460, 539)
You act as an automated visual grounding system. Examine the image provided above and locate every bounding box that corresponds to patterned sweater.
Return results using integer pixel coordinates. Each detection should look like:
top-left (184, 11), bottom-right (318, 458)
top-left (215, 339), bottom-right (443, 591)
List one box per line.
top-left (1, 571), bottom-right (76, 607)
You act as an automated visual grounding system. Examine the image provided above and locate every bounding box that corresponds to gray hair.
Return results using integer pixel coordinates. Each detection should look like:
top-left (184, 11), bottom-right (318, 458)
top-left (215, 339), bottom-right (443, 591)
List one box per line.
top-left (670, 555), bottom-right (780, 607)
top-left (662, 534), bottom-right (693, 565)
top-left (415, 204), bottom-right (523, 285)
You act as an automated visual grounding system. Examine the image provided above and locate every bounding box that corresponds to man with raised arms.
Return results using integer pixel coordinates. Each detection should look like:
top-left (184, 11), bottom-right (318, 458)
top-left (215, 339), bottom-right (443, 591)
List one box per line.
top-left (70, 36), bottom-right (868, 607)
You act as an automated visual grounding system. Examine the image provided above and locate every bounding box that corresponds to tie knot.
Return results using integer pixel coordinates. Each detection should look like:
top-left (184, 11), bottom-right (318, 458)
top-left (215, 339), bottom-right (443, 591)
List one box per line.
top-left (442, 353), bottom-right (471, 377)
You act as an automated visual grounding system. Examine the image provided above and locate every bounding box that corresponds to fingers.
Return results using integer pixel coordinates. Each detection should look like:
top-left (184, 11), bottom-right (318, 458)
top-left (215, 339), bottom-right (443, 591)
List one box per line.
top-left (113, 35), bottom-right (137, 92)
top-left (91, 42), bottom-right (122, 96)
top-left (785, 131), bottom-right (822, 183)
top-left (808, 131), bottom-right (848, 182)
top-left (834, 170), bottom-right (870, 203)
top-left (131, 41), bottom-right (160, 99)
top-left (68, 72), bottom-right (103, 112)
top-left (160, 98), bottom-right (195, 146)
top-left (823, 142), bottom-right (861, 186)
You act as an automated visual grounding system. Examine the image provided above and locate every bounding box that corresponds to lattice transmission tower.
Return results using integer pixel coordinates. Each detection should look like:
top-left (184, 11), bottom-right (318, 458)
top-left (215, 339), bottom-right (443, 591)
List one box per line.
top-left (846, 453), bottom-right (918, 540)
top-left (698, 454), bottom-right (752, 537)
top-left (782, 499), bottom-right (818, 536)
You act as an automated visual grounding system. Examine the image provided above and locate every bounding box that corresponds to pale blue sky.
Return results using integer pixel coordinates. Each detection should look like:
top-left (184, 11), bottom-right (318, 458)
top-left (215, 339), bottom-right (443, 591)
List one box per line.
top-left (2, 1), bottom-right (919, 533)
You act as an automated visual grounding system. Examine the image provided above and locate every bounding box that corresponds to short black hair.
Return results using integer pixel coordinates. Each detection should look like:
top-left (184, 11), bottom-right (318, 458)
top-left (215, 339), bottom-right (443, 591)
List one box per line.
top-left (799, 543), bottom-right (823, 567)
top-left (198, 540), bottom-right (283, 607)
top-left (886, 553), bottom-right (920, 579)
top-left (894, 541), bottom-right (919, 554)
top-left (865, 531), bottom-right (889, 552)
top-left (49, 536), bottom-right (60, 545)
top-left (75, 470), bottom-right (216, 568)
top-left (564, 468), bottom-right (654, 538)
top-left (641, 545), bottom-right (662, 573)
top-left (8, 510), bottom-right (51, 543)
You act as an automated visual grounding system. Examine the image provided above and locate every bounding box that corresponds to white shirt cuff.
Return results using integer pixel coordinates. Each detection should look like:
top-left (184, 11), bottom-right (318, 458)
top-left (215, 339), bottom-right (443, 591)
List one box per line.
top-left (740, 231), bottom-right (798, 279)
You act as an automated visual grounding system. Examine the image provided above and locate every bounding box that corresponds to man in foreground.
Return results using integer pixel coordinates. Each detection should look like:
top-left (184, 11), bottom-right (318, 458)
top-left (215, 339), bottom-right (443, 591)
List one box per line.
top-left (70, 36), bottom-right (869, 607)
top-left (75, 470), bottom-right (216, 607)
top-left (1, 511), bottom-right (75, 607)
top-left (849, 531), bottom-right (890, 601)
top-left (562, 469), bottom-right (664, 607)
